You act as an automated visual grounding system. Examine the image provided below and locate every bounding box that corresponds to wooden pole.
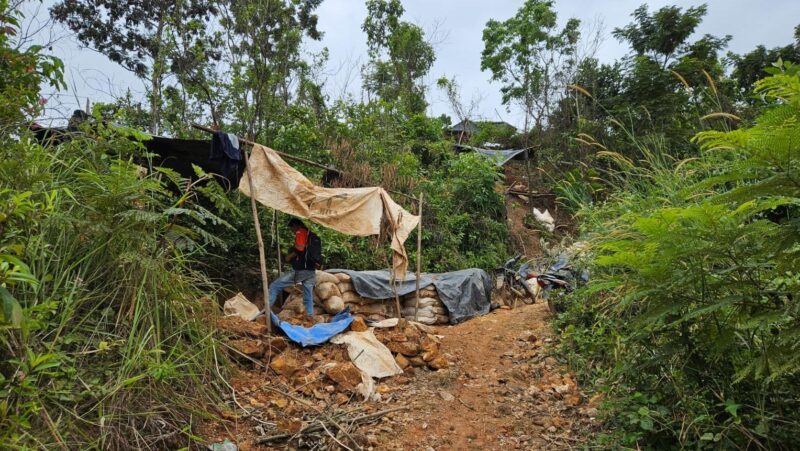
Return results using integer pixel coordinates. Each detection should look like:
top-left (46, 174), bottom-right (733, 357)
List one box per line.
top-left (190, 123), bottom-right (418, 203)
top-left (413, 193), bottom-right (423, 322)
top-left (274, 210), bottom-right (282, 274)
top-left (241, 146), bottom-right (271, 334)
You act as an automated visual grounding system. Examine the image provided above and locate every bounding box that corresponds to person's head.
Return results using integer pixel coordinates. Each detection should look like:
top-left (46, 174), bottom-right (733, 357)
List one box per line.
top-left (287, 217), bottom-right (306, 232)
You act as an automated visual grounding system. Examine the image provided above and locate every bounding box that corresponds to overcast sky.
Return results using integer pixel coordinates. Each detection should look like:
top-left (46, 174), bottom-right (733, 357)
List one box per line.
top-left (31, 0), bottom-right (800, 129)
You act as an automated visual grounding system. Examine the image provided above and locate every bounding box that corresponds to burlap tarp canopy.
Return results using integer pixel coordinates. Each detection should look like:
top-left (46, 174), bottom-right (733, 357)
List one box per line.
top-left (239, 144), bottom-right (419, 278)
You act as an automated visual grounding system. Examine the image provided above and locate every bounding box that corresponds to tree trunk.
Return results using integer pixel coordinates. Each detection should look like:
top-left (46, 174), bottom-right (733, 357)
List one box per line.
top-left (149, 13), bottom-right (167, 135)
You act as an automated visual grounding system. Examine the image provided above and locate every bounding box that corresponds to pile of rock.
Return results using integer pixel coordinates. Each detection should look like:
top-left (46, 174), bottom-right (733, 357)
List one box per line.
top-left (400, 287), bottom-right (449, 325)
top-left (374, 321), bottom-right (449, 371)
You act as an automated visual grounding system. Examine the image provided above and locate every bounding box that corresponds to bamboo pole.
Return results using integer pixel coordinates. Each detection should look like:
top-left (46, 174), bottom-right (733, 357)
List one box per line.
top-left (413, 193), bottom-right (423, 322)
top-left (273, 210), bottom-right (282, 274)
top-left (241, 145), bottom-right (271, 334)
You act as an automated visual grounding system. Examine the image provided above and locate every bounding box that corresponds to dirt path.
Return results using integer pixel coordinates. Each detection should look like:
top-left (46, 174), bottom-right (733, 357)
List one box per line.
top-left (372, 302), bottom-right (597, 450)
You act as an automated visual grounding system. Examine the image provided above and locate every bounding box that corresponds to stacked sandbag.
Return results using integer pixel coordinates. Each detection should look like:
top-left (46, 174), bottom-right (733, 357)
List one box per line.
top-left (400, 286), bottom-right (450, 325)
top-left (313, 271), bottom-right (393, 319)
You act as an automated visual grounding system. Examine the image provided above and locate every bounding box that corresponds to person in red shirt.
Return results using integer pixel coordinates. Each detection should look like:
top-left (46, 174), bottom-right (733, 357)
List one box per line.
top-left (267, 218), bottom-right (319, 318)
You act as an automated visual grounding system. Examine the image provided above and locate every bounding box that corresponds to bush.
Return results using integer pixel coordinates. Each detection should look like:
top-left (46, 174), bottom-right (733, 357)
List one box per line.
top-left (0, 129), bottom-right (226, 448)
top-left (556, 63), bottom-right (800, 448)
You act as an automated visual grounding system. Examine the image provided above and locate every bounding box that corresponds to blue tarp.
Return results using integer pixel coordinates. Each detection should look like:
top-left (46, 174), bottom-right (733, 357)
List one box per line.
top-left (269, 307), bottom-right (353, 347)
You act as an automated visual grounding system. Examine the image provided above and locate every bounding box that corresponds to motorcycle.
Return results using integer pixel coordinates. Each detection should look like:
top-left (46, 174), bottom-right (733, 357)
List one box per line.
top-left (493, 255), bottom-right (539, 306)
top-left (494, 254), bottom-right (588, 311)
top-left (530, 255), bottom-right (588, 314)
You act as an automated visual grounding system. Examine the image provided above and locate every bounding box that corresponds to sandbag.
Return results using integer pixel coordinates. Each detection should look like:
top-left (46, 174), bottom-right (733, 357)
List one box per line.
top-left (341, 291), bottom-right (362, 304)
top-left (420, 288), bottom-right (437, 298)
top-left (401, 306), bottom-right (436, 317)
top-left (223, 292), bottom-right (260, 321)
top-left (352, 303), bottom-right (392, 315)
top-left (402, 297), bottom-right (442, 309)
top-left (283, 295), bottom-right (306, 314)
top-left (315, 270), bottom-right (339, 285)
top-left (323, 296), bottom-right (345, 314)
top-left (315, 282), bottom-right (341, 300)
top-left (334, 272), bottom-right (352, 282)
top-left (337, 282), bottom-right (354, 294)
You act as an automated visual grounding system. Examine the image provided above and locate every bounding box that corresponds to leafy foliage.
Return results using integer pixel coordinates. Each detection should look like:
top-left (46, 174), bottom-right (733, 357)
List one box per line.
top-left (556, 65), bottom-right (800, 449)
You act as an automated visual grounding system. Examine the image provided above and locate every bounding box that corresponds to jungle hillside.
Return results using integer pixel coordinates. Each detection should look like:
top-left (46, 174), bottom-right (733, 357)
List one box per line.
top-left (2, 0), bottom-right (800, 449)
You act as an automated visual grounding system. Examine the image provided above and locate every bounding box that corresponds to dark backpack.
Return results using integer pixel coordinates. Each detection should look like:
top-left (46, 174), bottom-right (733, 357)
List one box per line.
top-left (305, 231), bottom-right (322, 268)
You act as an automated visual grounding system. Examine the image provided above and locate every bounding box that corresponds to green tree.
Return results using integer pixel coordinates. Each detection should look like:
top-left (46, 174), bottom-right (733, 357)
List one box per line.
top-left (480, 0), bottom-right (580, 143)
top-left (51, 0), bottom-right (217, 134)
top-left (216, 0), bottom-right (324, 142)
top-left (0, 0), bottom-right (64, 131)
top-left (728, 24), bottom-right (800, 103)
top-left (609, 3), bottom-right (732, 155)
top-left (362, 0), bottom-right (435, 114)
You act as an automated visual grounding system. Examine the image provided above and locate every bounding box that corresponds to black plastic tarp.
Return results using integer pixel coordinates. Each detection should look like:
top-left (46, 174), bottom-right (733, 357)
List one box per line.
top-left (327, 268), bottom-right (492, 324)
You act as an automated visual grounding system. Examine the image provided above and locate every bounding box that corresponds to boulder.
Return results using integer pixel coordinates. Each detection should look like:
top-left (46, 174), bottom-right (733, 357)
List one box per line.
top-left (422, 350), bottom-right (440, 362)
top-left (428, 355), bottom-right (449, 370)
top-left (407, 356), bottom-right (427, 367)
top-left (326, 362), bottom-right (363, 390)
top-left (395, 354), bottom-right (410, 369)
top-left (270, 353), bottom-right (300, 378)
top-left (420, 334), bottom-right (439, 354)
top-left (229, 339), bottom-right (266, 358)
top-left (350, 316), bottom-right (369, 332)
top-left (387, 340), bottom-right (420, 357)
top-left (268, 336), bottom-right (289, 353)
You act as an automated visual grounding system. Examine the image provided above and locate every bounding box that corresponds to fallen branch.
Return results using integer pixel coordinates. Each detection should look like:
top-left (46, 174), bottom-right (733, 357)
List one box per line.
top-left (261, 385), bottom-right (365, 450)
top-left (255, 407), bottom-right (407, 445)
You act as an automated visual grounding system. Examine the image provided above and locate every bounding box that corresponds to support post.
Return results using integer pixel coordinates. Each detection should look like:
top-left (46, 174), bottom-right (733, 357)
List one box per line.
top-left (274, 210), bottom-right (282, 274)
top-left (526, 149), bottom-right (534, 215)
top-left (413, 193), bottom-right (423, 322)
top-left (242, 147), bottom-right (271, 334)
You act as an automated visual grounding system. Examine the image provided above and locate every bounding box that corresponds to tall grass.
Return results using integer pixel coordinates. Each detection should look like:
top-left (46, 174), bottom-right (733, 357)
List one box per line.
top-left (555, 64), bottom-right (800, 448)
top-left (0, 129), bottom-right (227, 448)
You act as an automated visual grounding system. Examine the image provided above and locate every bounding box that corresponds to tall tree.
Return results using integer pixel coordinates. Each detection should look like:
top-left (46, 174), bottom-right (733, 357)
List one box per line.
top-left (729, 24), bottom-right (800, 101)
top-left (480, 0), bottom-right (580, 145)
top-left (217, 0), bottom-right (324, 141)
top-left (610, 3), bottom-right (731, 154)
top-left (51, 0), bottom-right (217, 134)
top-left (362, 0), bottom-right (435, 114)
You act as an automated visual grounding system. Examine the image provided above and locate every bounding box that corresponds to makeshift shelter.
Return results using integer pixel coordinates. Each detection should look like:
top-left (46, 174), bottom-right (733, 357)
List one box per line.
top-left (239, 143), bottom-right (419, 279)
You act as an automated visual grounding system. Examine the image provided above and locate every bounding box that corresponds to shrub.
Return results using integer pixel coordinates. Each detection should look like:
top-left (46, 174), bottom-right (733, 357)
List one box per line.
top-left (556, 62), bottom-right (800, 448)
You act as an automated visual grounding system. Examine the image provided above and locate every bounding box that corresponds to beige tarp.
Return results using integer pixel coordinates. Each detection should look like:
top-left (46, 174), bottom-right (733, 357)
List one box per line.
top-left (239, 144), bottom-right (419, 278)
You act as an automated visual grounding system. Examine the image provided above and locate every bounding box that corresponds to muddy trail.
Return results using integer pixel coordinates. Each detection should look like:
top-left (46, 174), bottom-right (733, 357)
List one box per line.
top-left (202, 170), bottom-right (595, 449)
top-left (370, 302), bottom-right (598, 450)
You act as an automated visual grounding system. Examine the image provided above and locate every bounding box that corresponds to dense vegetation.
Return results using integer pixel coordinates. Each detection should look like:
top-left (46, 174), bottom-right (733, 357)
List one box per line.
top-left (2, 0), bottom-right (799, 448)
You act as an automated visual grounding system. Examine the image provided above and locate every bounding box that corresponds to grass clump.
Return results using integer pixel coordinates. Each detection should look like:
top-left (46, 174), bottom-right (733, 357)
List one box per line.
top-left (0, 129), bottom-right (228, 449)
